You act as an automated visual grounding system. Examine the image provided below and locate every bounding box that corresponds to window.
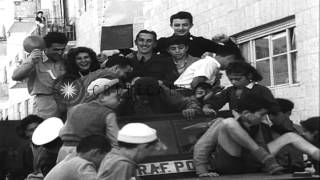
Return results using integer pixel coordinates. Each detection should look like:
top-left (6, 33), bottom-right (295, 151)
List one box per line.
top-left (235, 17), bottom-right (297, 87)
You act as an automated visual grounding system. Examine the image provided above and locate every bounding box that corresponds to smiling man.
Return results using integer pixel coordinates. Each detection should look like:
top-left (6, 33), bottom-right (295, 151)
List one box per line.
top-left (12, 32), bottom-right (68, 119)
top-left (128, 30), bottom-right (178, 86)
top-left (157, 11), bottom-right (241, 58)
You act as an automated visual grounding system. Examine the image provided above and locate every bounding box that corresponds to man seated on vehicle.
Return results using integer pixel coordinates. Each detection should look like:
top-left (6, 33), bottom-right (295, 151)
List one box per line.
top-left (269, 98), bottom-right (304, 172)
top-left (98, 123), bottom-right (166, 180)
top-left (193, 94), bottom-right (320, 177)
top-left (44, 135), bottom-right (111, 180)
top-left (12, 32), bottom-right (68, 119)
top-left (117, 77), bottom-right (201, 120)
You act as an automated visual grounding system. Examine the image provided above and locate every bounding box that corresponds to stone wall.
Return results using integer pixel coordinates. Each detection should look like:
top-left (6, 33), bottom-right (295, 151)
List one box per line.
top-left (143, 0), bottom-right (319, 123)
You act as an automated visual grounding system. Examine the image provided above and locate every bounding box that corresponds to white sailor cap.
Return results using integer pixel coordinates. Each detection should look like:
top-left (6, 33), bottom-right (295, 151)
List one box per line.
top-left (118, 123), bottom-right (158, 144)
top-left (32, 117), bottom-right (63, 145)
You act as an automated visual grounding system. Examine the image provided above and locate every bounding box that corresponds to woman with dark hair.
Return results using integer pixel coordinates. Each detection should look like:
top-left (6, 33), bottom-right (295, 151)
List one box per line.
top-left (64, 47), bottom-right (101, 79)
top-left (54, 48), bottom-right (133, 118)
top-left (54, 47), bottom-right (101, 118)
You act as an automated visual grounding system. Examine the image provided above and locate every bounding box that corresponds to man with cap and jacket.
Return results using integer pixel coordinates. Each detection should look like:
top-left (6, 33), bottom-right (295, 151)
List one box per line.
top-left (27, 117), bottom-right (64, 178)
top-left (57, 78), bottom-right (126, 163)
top-left (98, 123), bottom-right (166, 180)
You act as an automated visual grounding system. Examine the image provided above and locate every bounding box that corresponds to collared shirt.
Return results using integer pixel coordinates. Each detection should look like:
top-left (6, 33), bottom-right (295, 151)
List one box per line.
top-left (204, 83), bottom-right (281, 113)
top-left (174, 56), bottom-right (221, 89)
top-left (174, 54), bottom-right (199, 75)
top-left (15, 53), bottom-right (65, 95)
top-left (128, 53), bottom-right (178, 85)
top-left (98, 148), bottom-right (137, 180)
top-left (246, 82), bottom-right (255, 89)
top-left (44, 156), bottom-right (97, 180)
top-left (157, 33), bottom-right (241, 58)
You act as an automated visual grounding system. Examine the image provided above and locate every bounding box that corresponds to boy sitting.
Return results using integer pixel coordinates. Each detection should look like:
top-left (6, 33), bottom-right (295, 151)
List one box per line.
top-left (193, 94), bottom-right (320, 177)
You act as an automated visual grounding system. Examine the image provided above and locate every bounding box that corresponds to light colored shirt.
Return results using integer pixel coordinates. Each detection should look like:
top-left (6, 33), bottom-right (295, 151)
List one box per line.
top-left (98, 149), bottom-right (137, 180)
top-left (44, 156), bottom-right (97, 180)
top-left (174, 55), bottom-right (199, 74)
top-left (174, 56), bottom-right (221, 89)
top-left (13, 53), bottom-right (65, 95)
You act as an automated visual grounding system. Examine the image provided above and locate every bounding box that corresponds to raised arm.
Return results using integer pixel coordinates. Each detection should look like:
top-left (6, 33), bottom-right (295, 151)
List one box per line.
top-left (12, 49), bottom-right (42, 81)
top-left (203, 34), bottom-right (241, 56)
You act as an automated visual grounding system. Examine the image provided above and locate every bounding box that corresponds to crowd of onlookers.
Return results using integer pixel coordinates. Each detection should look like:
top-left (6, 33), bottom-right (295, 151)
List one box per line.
top-left (5, 11), bottom-right (319, 180)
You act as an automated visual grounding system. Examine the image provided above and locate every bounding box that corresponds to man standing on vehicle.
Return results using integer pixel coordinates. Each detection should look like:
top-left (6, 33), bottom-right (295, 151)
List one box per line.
top-left (12, 32), bottom-right (68, 119)
top-left (157, 11), bottom-right (241, 58)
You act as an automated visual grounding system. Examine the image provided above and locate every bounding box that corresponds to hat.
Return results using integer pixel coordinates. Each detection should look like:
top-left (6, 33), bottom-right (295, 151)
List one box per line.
top-left (32, 117), bottom-right (63, 145)
top-left (87, 78), bottom-right (119, 96)
top-left (118, 123), bottom-right (157, 144)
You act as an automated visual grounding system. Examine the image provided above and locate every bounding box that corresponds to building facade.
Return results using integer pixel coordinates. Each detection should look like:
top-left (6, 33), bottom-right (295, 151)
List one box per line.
top-left (0, 0), bottom-right (73, 120)
top-left (142, 0), bottom-right (319, 123)
top-left (2, 0), bottom-right (319, 123)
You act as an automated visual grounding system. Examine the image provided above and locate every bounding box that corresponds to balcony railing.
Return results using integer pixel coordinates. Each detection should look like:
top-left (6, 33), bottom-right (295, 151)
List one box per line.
top-left (14, 17), bottom-right (76, 41)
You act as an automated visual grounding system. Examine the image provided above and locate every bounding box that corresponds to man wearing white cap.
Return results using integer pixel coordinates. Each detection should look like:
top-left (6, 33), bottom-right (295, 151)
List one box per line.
top-left (57, 78), bottom-right (126, 163)
top-left (27, 117), bottom-right (63, 178)
top-left (98, 123), bottom-right (166, 180)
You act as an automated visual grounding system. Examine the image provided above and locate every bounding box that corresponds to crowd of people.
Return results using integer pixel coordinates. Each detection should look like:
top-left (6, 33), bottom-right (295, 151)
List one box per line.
top-left (6, 11), bottom-right (320, 180)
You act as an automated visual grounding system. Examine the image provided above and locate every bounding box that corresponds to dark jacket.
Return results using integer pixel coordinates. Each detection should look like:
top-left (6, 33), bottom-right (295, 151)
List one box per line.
top-left (128, 53), bottom-right (179, 86)
top-left (118, 85), bottom-right (201, 116)
top-left (157, 34), bottom-right (240, 58)
top-left (205, 84), bottom-right (294, 132)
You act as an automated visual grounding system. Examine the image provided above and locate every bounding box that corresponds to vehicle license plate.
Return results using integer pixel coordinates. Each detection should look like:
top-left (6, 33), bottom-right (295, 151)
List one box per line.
top-left (137, 159), bottom-right (195, 176)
